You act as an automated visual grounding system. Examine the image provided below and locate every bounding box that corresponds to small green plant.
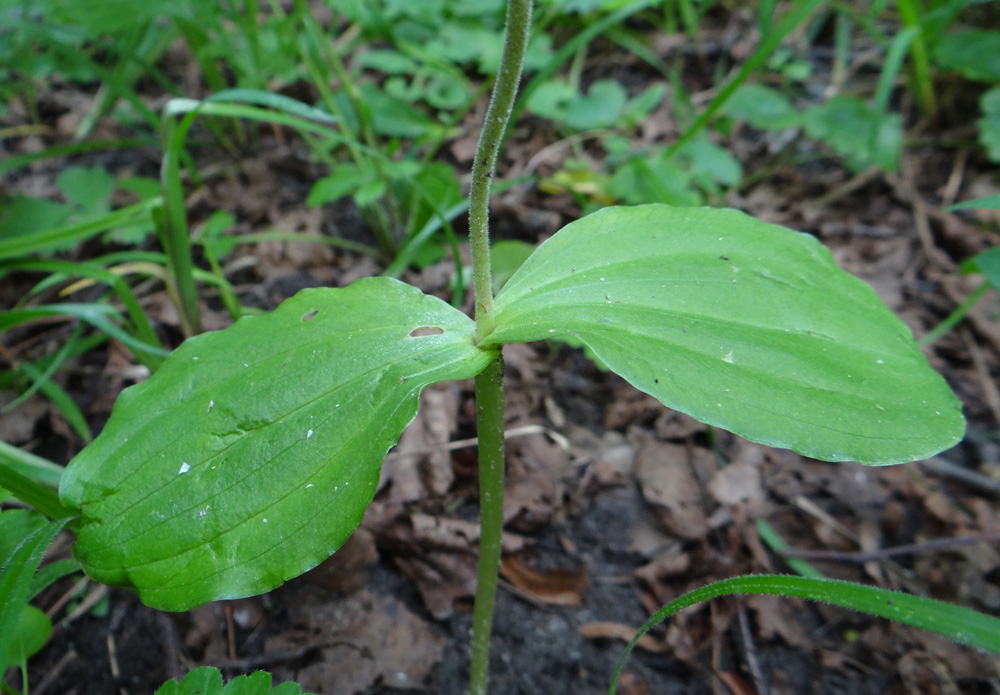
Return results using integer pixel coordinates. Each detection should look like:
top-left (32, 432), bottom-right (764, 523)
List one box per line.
top-left (917, 193), bottom-right (1000, 347)
top-left (5, 3), bottom-right (1000, 694)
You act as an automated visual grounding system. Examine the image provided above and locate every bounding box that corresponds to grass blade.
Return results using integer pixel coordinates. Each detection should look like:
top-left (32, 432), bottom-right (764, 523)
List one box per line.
top-left (610, 574), bottom-right (1000, 694)
top-left (0, 198), bottom-right (162, 260)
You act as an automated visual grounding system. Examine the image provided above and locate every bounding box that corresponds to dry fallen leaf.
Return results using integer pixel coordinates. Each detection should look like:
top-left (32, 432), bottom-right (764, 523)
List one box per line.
top-left (577, 621), bottom-right (668, 653)
top-left (707, 459), bottom-right (764, 524)
top-left (292, 588), bottom-right (446, 694)
top-left (500, 554), bottom-right (587, 606)
top-left (635, 441), bottom-right (710, 540)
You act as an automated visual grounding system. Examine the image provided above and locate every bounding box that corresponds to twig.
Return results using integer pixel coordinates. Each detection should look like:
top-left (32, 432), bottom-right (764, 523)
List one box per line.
top-left (781, 532), bottom-right (1000, 563)
top-left (941, 149), bottom-right (968, 209)
top-left (225, 603), bottom-right (237, 661)
top-left (211, 640), bottom-right (356, 671)
top-left (54, 584), bottom-right (108, 630)
top-left (793, 495), bottom-right (857, 542)
top-left (737, 602), bottom-right (769, 695)
top-left (919, 457), bottom-right (1000, 498)
top-left (885, 172), bottom-right (953, 271)
top-left (46, 576), bottom-right (89, 618)
top-left (157, 612), bottom-right (187, 683)
top-left (384, 424), bottom-right (569, 460)
top-left (813, 164), bottom-right (881, 207)
top-left (31, 649), bottom-right (78, 695)
top-left (961, 328), bottom-right (1000, 425)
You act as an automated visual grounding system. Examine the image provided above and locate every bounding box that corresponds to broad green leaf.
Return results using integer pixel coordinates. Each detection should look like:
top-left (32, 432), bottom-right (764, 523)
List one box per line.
top-left (56, 165), bottom-right (114, 210)
top-left (155, 666), bottom-right (312, 695)
top-left (565, 79), bottom-right (628, 130)
top-left (1, 605), bottom-right (51, 665)
top-left (485, 205), bottom-right (964, 464)
top-left (609, 574), bottom-right (1000, 695)
top-left (799, 95), bottom-right (901, 172)
top-left (720, 83), bottom-right (798, 130)
top-left (60, 278), bottom-right (494, 611)
top-left (307, 165), bottom-right (365, 207)
top-left (933, 30), bottom-right (1000, 82)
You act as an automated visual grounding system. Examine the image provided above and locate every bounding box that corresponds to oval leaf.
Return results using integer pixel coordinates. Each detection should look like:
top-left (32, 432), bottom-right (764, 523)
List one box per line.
top-left (60, 278), bottom-right (494, 610)
top-left (485, 205), bottom-right (964, 464)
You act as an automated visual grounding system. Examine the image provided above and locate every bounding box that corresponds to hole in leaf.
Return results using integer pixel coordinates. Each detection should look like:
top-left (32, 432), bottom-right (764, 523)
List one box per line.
top-left (410, 326), bottom-right (444, 337)
top-left (302, 310), bottom-right (318, 322)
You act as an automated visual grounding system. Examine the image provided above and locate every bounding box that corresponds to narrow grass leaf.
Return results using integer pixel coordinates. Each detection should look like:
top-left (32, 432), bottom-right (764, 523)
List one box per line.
top-left (0, 198), bottom-right (162, 260)
top-left (0, 511), bottom-right (69, 673)
top-left (0, 304), bottom-right (167, 358)
top-left (610, 574), bottom-right (1000, 694)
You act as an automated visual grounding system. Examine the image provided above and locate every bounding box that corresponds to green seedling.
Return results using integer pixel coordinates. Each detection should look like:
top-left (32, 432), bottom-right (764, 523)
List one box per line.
top-left (0, 510), bottom-right (77, 693)
top-left (155, 666), bottom-right (309, 695)
top-left (46, 3), bottom-right (976, 694)
top-left (4, 3), bottom-right (997, 694)
top-left (917, 194), bottom-right (1000, 347)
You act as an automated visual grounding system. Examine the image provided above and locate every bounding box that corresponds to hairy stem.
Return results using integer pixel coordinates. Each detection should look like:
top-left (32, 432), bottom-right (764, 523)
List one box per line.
top-left (469, 0), bottom-right (532, 343)
top-left (470, 355), bottom-right (506, 695)
top-left (468, 2), bottom-right (532, 694)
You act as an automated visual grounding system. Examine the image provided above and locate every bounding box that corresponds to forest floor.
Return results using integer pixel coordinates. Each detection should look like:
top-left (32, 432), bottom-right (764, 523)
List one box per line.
top-left (3, 7), bottom-right (1000, 695)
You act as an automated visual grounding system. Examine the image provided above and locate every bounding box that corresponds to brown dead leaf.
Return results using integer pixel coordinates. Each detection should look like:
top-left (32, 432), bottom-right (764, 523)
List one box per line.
top-left (635, 441), bottom-right (710, 540)
top-left (611, 672), bottom-right (653, 695)
top-left (654, 408), bottom-right (705, 440)
top-left (744, 594), bottom-right (811, 648)
top-left (291, 588), bottom-right (446, 694)
top-left (0, 390), bottom-right (49, 445)
top-left (715, 671), bottom-right (758, 695)
top-left (635, 548), bottom-right (691, 586)
top-left (395, 552), bottom-right (478, 620)
top-left (590, 431), bottom-right (637, 486)
top-left (500, 554), bottom-right (587, 606)
top-left (707, 459), bottom-right (764, 524)
top-left (503, 471), bottom-right (559, 531)
top-left (380, 386), bottom-right (459, 502)
top-left (897, 651), bottom-right (961, 695)
top-left (577, 622), bottom-right (668, 653)
top-left (303, 527), bottom-right (378, 595)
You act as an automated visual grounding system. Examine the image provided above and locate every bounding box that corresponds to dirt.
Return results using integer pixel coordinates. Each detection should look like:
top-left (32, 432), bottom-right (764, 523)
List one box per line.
top-left (4, 6), bottom-right (1000, 695)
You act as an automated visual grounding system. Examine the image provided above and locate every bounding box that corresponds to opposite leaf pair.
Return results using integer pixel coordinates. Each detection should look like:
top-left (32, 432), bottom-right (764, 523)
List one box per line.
top-left (59, 204), bottom-right (964, 611)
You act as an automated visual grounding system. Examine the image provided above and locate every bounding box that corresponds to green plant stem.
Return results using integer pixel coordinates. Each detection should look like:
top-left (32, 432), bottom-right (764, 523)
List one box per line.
top-left (917, 282), bottom-right (990, 348)
top-left (469, 0), bottom-right (532, 342)
top-left (467, 2), bottom-right (532, 693)
top-left (896, 0), bottom-right (936, 119)
top-left (470, 355), bottom-right (506, 695)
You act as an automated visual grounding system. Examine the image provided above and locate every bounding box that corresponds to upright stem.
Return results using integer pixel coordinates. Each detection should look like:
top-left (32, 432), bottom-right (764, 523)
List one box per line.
top-left (469, 355), bottom-right (507, 695)
top-left (469, 0), bottom-right (532, 342)
top-left (468, 2), bottom-right (532, 694)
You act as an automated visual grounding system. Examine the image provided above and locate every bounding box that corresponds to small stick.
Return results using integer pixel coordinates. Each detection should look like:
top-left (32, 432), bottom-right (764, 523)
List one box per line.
top-left (225, 603), bottom-right (237, 661)
top-left (919, 457), bottom-right (1000, 498)
top-left (31, 649), bottom-right (78, 695)
top-left (781, 532), bottom-right (1000, 564)
top-left (738, 602), bottom-right (769, 695)
top-left (961, 328), bottom-right (1000, 425)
